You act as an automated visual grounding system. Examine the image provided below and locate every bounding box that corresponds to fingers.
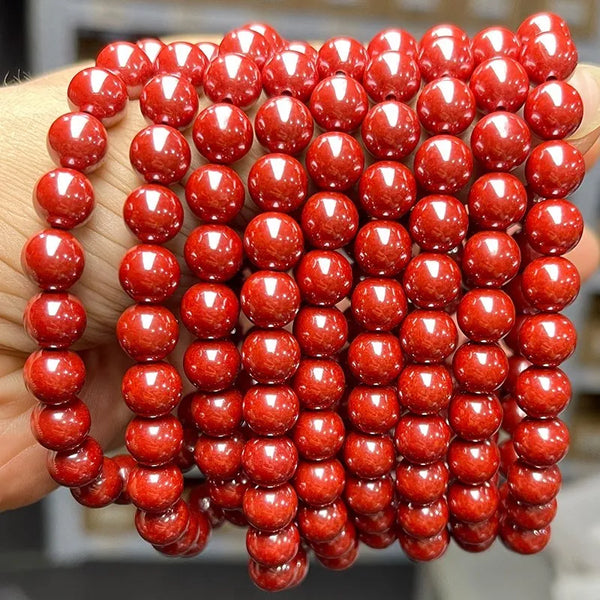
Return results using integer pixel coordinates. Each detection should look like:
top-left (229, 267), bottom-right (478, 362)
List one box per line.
top-left (567, 63), bottom-right (600, 160)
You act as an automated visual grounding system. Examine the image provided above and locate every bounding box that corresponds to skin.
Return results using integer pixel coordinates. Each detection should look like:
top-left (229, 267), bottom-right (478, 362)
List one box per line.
top-left (0, 43), bottom-right (599, 511)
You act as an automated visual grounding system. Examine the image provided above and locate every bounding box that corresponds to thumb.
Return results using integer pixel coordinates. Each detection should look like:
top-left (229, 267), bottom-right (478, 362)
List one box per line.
top-left (567, 63), bottom-right (600, 156)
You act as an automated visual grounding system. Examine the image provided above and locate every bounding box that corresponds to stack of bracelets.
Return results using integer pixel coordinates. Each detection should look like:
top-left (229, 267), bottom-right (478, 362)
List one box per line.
top-left (20, 11), bottom-right (585, 590)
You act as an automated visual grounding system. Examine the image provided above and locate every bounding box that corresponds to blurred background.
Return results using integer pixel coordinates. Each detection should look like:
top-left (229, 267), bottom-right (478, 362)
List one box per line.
top-left (2, 0), bottom-right (600, 599)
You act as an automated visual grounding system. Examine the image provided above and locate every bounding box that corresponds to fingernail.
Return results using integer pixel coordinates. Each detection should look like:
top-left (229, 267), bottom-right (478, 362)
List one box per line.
top-left (567, 63), bottom-right (600, 153)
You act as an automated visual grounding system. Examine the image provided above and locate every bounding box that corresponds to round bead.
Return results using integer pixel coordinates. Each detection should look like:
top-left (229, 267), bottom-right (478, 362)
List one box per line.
top-left (399, 310), bottom-right (457, 363)
top-left (351, 277), bottom-right (407, 331)
top-left (312, 521), bottom-right (356, 557)
top-left (504, 496), bottom-right (557, 530)
top-left (398, 529), bottom-right (450, 562)
top-left (305, 133), bottom-right (364, 191)
top-left (500, 521), bottom-right (551, 555)
top-left (285, 40), bottom-right (318, 61)
top-left (395, 461), bottom-right (449, 505)
top-left (358, 161), bottom-right (416, 219)
top-left (293, 458), bottom-right (345, 507)
top-left (184, 225), bottom-right (242, 282)
top-left (452, 343), bottom-right (508, 393)
top-left (31, 398), bottom-right (91, 451)
top-left (409, 194), bottom-right (468, 252)
top-left (470, 57), bottom-right (529, 113)
top-left (513, 418), bottom-right (569, 467)
top-left (347, 332), bottom-right (404, 385)
top-left (447, 481), bottom-right (499, 523)
top-left (449, 392), bottom-right (502, 441)
top-left (127, 463), bottom-right (184, 512)
top-left (249, 548), bottom-right (307, 592)
top-left (68, 67), bottom-right (128, 126)
top-left (72, 457), bottom-right (123, 508)
top-left (417, 77), bottom-right (476, 135)
top-left (242, 437), bottom-right (298, 487)
top-left (517, 13), bottom-right (571, 44)
top-left (194, 432), bottom-right (244, 479)
top-left (191, 390), bottom-right (243, 437)
top-left (47, 112), bottom-right (107, 173)
top-left (135, 499), bottom-right (189, 546)
top-left (448, 439), bottom-right (500, 485)
top-left (347, 385), bottom-right (400, 434)
top-left (403, 253), bottom-right (461, 309)
top-left (246, 523), bottom-right (300, 568)
top-left (139, 74), bottom-right (198, 129)
top-left (124, 184), bottom-right (183, 243)
top-left (353, 507), bottom-right (395, 534)
top-left (526, 141), bottom-right (585, 198)
top-left (471, 27), bottom-right (521, 64)
top-left (220, 27), bottom-right (273, 70)
top-left (524, 199), bottom-right (583, 255)
top-left (471, 112), bottom-right (531, 171)
top-left (361, 101), bottom-right (420, 160)
top-left (203, 53), bottom-right (261, 108)
top-left (397, 497), bottom-right (449, 538)
top-left (394, 414), bottom-right (451, 465)
top-left (518, 313), bottom-right (576, 366)
top-left (421, 24), bottom-right (469, 46)
top-left (180, 283), bottom-right (239, 339)
top-left (126, 415), bottom-right (183, 466)
top-left (309, 75), bottom-right (368, 133)
top-left (363, 51), bottom-right (420, 103)
top-left (243, 483), bottom-right (298, 532)
top-left (462, 231), bottom-right (520, 288)
top-left (368, 28), bottom-right (418, 58)
top-left (129, 124), bottom-right (190, 184)
top-left (196, 41), bottom-right (219, 62)
top-left (243, 385), bottom-right (299, 436)
top-left (508, 460), bottom-right (562, 505)
top-left (353, 220), bottom-right (411, 277)
top-left (413, 135), bottom-right (472, 193)
top-left (344, 474), bottom-right (394, 515)
top-left (451, 513), bottom-right (499, 545)
top-left (301, 192), bottom-right (359, 249)
top-left (418, 36), bottom-right (474, 82)
top-left (241, 329), bottom-right (301, 384)
top-left (295, 250), bottom-right (352, 306)
top-left (522, 256), bottom-right (579, 311)
top-left (155, 41), bottom-right (207, 87)
top-left (47, 437), bottom-right (103, 487)
top-left (520, 32), bottom-right (577, 84)
top-left (297, 499), bottom-right (348, 543)
top-left (398, 364), bottom-right (453, 415)
top-left (262, 50), bottom-right (318, 102)
top-left (515, 367), bottom-right (571, 418)
top-left (292, 410), bottom-right (345, 461)
top-left (317, 36), bottom-right (368, 79)
top-left (457, 289), bottom-right (515, 343)
top-left (343, 431), bottom-right (395, 479)
top-left (292, 358), bottom-right (345, 410)
top-left (192, 103), bottom-right (253, 164)
top-left (183, 340), bottom-right (240, 392)
top-left (254, 96), bottom-right (314, 156)
top-left (116, 305), bottom-right (178, 362)
top-left (24, 292), bottom-right (86, 349)
top-left (96, 41), bottom-right (153, 98)
top-left (137, 38), bottom-right (166, 63)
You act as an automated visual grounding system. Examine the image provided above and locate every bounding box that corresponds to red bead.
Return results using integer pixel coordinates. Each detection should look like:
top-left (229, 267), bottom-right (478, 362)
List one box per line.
top-left (285, 40), bottom-right (318, 62)
top-left (395, 461), bottom-right (449, 505)
top-left (126, 415), bottom-right (183, 466)
top-left (471, 112), bottom-right (531, 171)
top-left (241, 329), bottom-right (301, 384)
top-left (504, 495), bottom-right (557, 530)
top-left (418, 36), bottom-right (474, 82)
top-left (254, 96), bottom-right (314, 156)
top-left (457, 289), bottom-right (515, 343)
top-left (119, 245), bottom-right (179, 303)
top-left (249, 547), bottom-right (307, 592)
top-left (351, 278), bottom-right (407, 331)
top-left (242, 437), bottom-right (298, 487)
top-left (113, 454), bottom-right (136, 504)
top-left (305, 133), bottom-right (364, 192)
top-left (293, 458), bottom-right (345, 506)
top-left (247, 154), bottom-right (308, 214)
top-left (246, 523), bottom-right (300, 567)
top-left (137, 37), bottom-right (166, 63)
top-left (243, 385), bottom-right (299, 436)
top-left (397, 497), bottom-right (448, 538)
top-left (363, 51), bottom-right (420, 103)
top-left (294, 302), bottom-right (349, 355)
top-left (471, 27), bottom-right (521, 64)
top-left (452, 343), bottom-right (508, 393)
top-left (139, 74), bottom-right (198, 129)
top-left (312, 520), bottom-right (357, 557)
top-left (503, 356), bottom-right (532, 395)
top-left (515, 367), bottom-right (571, 418)
top-left (47, 112), bottom-right (107, 173)
top-left (409, 194), bottom-right (468, 252)
top-left (502, 396), bottom-right (527, 435)
top-left (116, 305), bottom-right (178, 362)
top-left (524, 199), bottom-right (583, 255)
top-left (295, 250), bottom-right (352, 307)
top-left (240, 22), bottom-right (284, 51)
top-left (368, 28), bottom-right (418, 58)
top-left (194, 432), bottom-right (245, 479)
top-left (447, 481), bottom-right (499, 523)
top-left (155, 41), bottom-right (207, 87)
top-left (517, 12), bottom-right (571, 44)
top-left (358, 161), bottom-right (416, 219)
top-left (347, 332), bottom-right (404, 385)
top-left (399, 310), bottom-right (457, 363)
top-left (343, 431), bottom-right (395, 479)
top-left (297, 499), bottom-right (348, 543)
top-left (513, 417), bottom-right (569, 467)
top-left (500, 521), bottom-right (550, 555)
top-left (317, 36), bottom-right (368, 79)
top-left (397, 364), bottom-right (453, 415)
top-left (450, 513), bottom-right (499, 545)
top-left (157, 510), bottom-right (211, 557)
top-left (361, 101), bottom-right (420, 160)
top-left (292, 410), bottom-right (345, 461)
top-left (135, 498), bottom-right (189, 545)
top-left (417, 76), bottom-right (475, 135)
top-left (526, 141), bottom-right (585, 198)
top-left (191, 390), bottom-right (243, 437)
top-left (96, 41), bottom-right (153, 98)
top-left (47, 437), bottom-right (103, 487)
top-left (24, 292), bottom-right (86, 349)
top-left (192, 103), bottom-right (253, 164)
top-left (263, 50), bottom-right (318, 102)
top-left (203, 53), bottom-right (262, 108)
top-left (292, 358), bottom-right (345, 410)
top-left (525, 80), bottom-right (583, 139)
top-left (394, 414), bottom-right (451, 465)
top-left (220, 28), bottom-right (273, 70)
top-left (243, 483), bottom-right (298, 532)
top-left (68, 67), bottom-right (128, 126)
top-left (413, 135), bottom-right (473, 193)
top-left (403, 253), bottom-right (461, 309)
top-left (518, 313), bottom-right (576, 366)
top-left (128, 463), bottom-right (183, 512)
top-left (71, 457), bottom-right (123, 508)
top-left (184, 225), bottom-right (243, 282)
top-left (508, 460), bottom-right (561, 505)
top-left (183, 340), bottom-right (240, 392)
top-left (520, 32), bottom-right (577, 84)
top-left (353, 507), bottom-right (396, 534)
top-left (470, 57), bottom-right (529, 113)
top-left (344, 474), bottom-right (394, 515)
top-left (398, 529), bottom-right (450, 562)
top-left (31, 398), bottom-right (90, 451)
top-left (353, 220), bottom-right (411, 277)
top-left (197, 41), bottom-right (218, 62)
top-left (301, 192), bottom-right (359, 249)
top-left (421, 24), bottom-right (469, 46)
top-left (463, 231), bottom-right (521, 288)
top-left (122, 362), bottom-right (182, 418)
top-left (448, 439), bottom-right (500, 485)
top-left (124, 184), bottom-right (183, 243)
top-left (448, 392), bottom-right (502, 441)
top-left (180, 283), bottom-right (239, 339)
top-left (522, 256), bottom-right (579, 311)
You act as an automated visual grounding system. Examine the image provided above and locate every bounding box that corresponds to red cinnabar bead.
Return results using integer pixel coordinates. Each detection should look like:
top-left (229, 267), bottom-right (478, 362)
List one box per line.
top-left (203, 53), bottom-right (262, 108)
top-left (363, 51), bottom-right (421, 103)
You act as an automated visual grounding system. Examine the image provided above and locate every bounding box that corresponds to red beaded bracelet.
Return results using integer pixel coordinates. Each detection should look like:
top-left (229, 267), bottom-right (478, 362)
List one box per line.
top-left (21, 12), bottom-right (585, 590)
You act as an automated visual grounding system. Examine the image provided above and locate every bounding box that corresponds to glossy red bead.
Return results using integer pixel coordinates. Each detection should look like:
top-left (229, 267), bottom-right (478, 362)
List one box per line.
top-left (344, 474), bottom-right (394, 515)
top-left (155, 41), bottom-right (207, 87)
top-left (292, 358), bottom-right (345, 410)
top-left (399, 310), bottom-right (457, 364)
top-left (301, 192), bottom-right (359, 249)
top-left (353, 220), bottom-right (411, 277)
top-left (450, 513), bottom-right (499, 545)
top-left (113, 454), bottom-right (136, 505)
top-left (452, 343), bottom-right (508, 393)
top-left (135, 498), bottom-right (189, 545)
top-left (183, 340), bottom-right (240, 392)
top-left (139, 74), bottom-right (198, 129)
top-left (31, 398), bottom-right (91, 451)
top-left (127, 463), bottom-right (184, 512)
top-left (394, 414), bottom-right (451, 465)
top-left (397, 497), bottom-right (449, 538)
top-left (353, 507), bottom-right (396, 534)
top-left (347, 332), bottom-right (403, 385)
top-left (242, 436), bottom-right (298, 487)
top-left (398, 529), bottom-right (450, 562)
top-left (395, 461), bottom-right (448, 506)
top-left (317, 36), bottom-right (368, 79)
top-left (47, 112), bottom-right (107, 173)
top-left (343, 431), bottom-right (395, 479)
top-left (191, 390), bottom-right (243, 437)
top-left (508, 460), bottom-right (562, 505)
top-left (292, 410), bottom-right (345, 461)
top-left (243, 483), bottom-right (298, 532)
top-left (262, 50), bottom-right (317, 102)
top-left (295, 250), bottom-right (352, 307)
top-left (502, 396), bottom-right (527, 435)
top-left (513, 417), bottom-right (569, 467)
top-left (457, 289), bottom-right (515, 343)
top-left (126, 415), bottom-right (183, 466)
top-left (220, 28), bottom-right (273, 70)
top-left (254, 95), bottom-right (314, 156)
top-left (397, 364), bottom-right (452, 415)
top-left (515, 367), bottom-right (571, 418)
top-left (305, 133), bottom-right (364, 192)
top-left (504, 495), bottom-right (557, 530)
top-left (520, 31), bottom-right (577, 84)
top-left (368, 28), bottom-right (417, 58)
top-left (463, 231), bottom-right (521, 288)
top-left (470, 57), bottom-right (529, 113)
top-left (413, 135), bottom-right (472, 194)
top-left (363, 51), bottom-right (420, 104)
top-left (243, 385), bottom-right (299, 436)
top-left (471, 27), bottom-right (521, 64)
top-left (196, 41), bottom-right (218, 62)
top-left (72, 457), bottom-right (123, 508)
top-left (193, 103), bottom-right (253, 164)
top-left (312, 520), bottom-right (356, 557)
top-left (241, 329), bottom-right (301, 384)
top-left (522, 256), bottom-right (579, 312)
top-left (518, 313), bottom-right (577, 367)
top-left (194, 432), bottom-right (245, 480)
top-left (524, 199), bottom-right (583, 255)
top-left (297, 498), bottom-right (348, 543)
top-left (518, 12), bottom-right (571, 43)
top-left (448, 481), bottom-right (499, 523)
top-left (418, 36), bottom-right (474, 82)
top-left (285, 40), bottom-right (318, 62)
top-left (248, 547), bottom-right (307, 592)
top-left (503, 356), bottom-right (532, 395)
top-left (448, 439), bottom-right (500, 485)
top-left (293, 458), bottom-right (345, 507)
top-left (137, 37), bottom-right (166, 63)
top-left (203, 53), bottom-right (261, 108)
top-left (346, 385), bottom-right (400, 435)
top-left (246, 523), bottom-right (300, 568)
top-left (421, 24), bottom-right (469, 46)
top-left (351, 278), bottom-right (407, 331)
top-left (47, 437), bottom-right (103, 487)
top-left (449, 392), bottom-right (502, 441)
top-left (500, 521), bottom-right (550, 555)
top-left (96, 41), bottom-right (153, 98)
